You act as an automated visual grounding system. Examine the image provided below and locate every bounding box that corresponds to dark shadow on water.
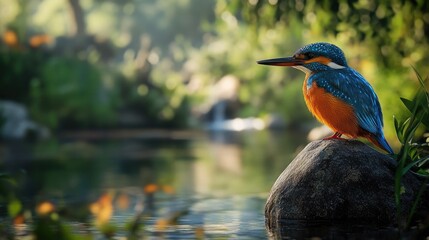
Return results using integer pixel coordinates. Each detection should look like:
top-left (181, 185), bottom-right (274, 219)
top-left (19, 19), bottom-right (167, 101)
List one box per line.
top-left (268, 219), bottom-right (428, 240)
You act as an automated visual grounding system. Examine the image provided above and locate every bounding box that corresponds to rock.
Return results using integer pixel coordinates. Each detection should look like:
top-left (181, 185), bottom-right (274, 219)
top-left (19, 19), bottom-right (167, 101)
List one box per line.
top-left (265, 139), bottom-right (426, 236)
top-left (0, 101), bottom-right (50, 140)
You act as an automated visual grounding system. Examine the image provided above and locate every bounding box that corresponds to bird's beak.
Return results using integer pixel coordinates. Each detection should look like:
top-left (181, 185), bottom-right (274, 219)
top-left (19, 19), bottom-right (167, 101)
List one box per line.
top-left (257, 57), bottom-right (304, 67)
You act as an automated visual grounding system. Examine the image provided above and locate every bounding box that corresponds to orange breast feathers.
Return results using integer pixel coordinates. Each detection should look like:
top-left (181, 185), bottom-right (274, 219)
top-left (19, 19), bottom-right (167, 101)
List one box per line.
top-left (303, 79), bottom-right (361, 138)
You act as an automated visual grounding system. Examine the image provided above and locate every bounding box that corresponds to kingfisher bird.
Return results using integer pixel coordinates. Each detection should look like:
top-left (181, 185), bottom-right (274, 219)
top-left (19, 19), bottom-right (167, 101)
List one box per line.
top-left (258, 42), bottom-right (393, 154)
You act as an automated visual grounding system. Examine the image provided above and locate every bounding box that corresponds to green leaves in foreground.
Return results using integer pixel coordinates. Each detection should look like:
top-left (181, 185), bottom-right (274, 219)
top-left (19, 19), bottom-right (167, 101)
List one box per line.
top-left (394, 68), bottom-right (429, 229)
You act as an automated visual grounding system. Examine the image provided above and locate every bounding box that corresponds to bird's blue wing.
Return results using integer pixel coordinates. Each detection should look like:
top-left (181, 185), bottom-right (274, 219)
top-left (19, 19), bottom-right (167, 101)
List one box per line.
top-left (309, 68), bottom-right (383, 134)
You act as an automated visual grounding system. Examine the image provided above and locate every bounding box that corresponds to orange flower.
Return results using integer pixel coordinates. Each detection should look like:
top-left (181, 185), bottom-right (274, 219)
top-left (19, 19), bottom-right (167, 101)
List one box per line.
top-left (89, 193), bottom-right (113, 225)
top-left (89, 202), bottom-right (100, 215)
top-left (36, 201), bottom-right (55, 216)
top-left (3, 30), bottom-right (18, 47)
top-left (144, 184), bottom-right (158, 194)
top-left (29, 34), bottom-right (52, 47)
top-left (98, 193), bottom-right (113, 207)
top-left (162, 185), bottom-right (175, 194)
top-left (13, 214), bottom-right (25, 225)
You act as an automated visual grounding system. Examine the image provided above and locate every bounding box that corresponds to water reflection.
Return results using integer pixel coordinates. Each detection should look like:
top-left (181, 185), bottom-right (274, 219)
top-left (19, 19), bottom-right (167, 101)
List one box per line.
top-left (0, 129), bottom-right (307, 238)
top-left (268, 219), bottom-right (409, 240)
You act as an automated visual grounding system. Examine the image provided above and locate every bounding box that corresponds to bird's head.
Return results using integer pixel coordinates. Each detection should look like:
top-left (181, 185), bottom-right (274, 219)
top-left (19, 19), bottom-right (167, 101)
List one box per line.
top-left (258, 42), bottom-right (348, 74)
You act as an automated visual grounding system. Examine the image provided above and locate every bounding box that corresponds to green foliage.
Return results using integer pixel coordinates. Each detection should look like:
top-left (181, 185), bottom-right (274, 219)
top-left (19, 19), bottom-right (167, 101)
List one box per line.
top-left (184, 7), bottom-right (310, 123)
top-left (181, 0), bottom-right (429, 131)
top-left (32, 56), bottom-right (118, 128)
top-left (0, 49), bottom-right (43, 102)
top-left (221, 0), bottom-right (429, 70)
top-left (183, 0), bottom-right (428, 134)
top-left (393, 69), bottom-right (429, 229)
top-left (125, 213), bottom-right (144, 239)
top-left (98, 223), bottom-right (117, 238)
top-left (119, 73), bottom-right (192, 128)
top-left (7, 198), bottom-right (22, 218)
top-left (280, 79), bottom-right (312, 125)
top-left (2, 0), bottom-right (429, 132)
top-left (0, 48), bottom-right (119, 129)
top-left (0, 0), bottom-right (215, 130)
top-left (33, 214), bottom-right (78, 240)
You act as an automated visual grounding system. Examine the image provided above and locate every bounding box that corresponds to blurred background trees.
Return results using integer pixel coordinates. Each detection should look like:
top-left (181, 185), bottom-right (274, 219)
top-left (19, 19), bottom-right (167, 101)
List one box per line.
top-left (1, 0), bottom-right (428, 140)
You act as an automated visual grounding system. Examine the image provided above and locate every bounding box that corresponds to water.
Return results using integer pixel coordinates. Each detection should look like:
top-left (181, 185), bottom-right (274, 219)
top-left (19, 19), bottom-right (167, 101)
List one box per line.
top-left (0, 129), bottom-right (308, 239)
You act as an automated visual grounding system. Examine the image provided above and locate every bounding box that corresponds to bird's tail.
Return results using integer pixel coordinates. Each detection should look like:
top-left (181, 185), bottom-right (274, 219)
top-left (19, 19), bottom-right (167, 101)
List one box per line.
top-left (368, 133), bottom-right (394, 154)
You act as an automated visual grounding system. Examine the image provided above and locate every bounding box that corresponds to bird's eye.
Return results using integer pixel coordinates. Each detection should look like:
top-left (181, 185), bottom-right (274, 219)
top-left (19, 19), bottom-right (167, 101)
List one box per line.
top-left (305, 53), bottom-right (315, 59)
top-left (294, 54), bottom-right (309, 60)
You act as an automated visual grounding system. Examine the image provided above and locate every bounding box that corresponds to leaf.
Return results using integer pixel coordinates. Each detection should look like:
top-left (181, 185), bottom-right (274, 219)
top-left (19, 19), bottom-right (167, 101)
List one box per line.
top-left (417, 104), bottom-right (429, 128)
top-left (412, 168), bottom-right (429, 178)
top-left (400, 89), bottom-right (428, 125)
top-left (396, 68), bottom-right (429, 229)
top-left (393, 116), bottom-right (412, 144)
top-left (417, 156), bottom-right (429, 167)
top-left (408, 147), bottom-right (418, 160)
top-left (402, 163), bottom-right (416, 176)
top-left (393, 116), bottom-right (404, 143)
top-left (0, 173), bottom-right (17, 186)
top-left (8, 198), bottom-right (22, 218)
top-left (415, 90), bottom-right (429, 111)
top-left (400, 97), bottom-right (415, 114)
top-left (412, 66), bottom-right (429, 93)
top-left (405, 118), bottom-right (423, 144)
top-left (402, 156), bottom-right (429, 175)
top-left (411, 67), bottom-right (429, 127)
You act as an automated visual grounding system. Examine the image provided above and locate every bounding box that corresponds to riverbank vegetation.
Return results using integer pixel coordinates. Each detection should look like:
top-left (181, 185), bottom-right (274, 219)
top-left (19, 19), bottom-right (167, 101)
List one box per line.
top-left (1, 0), bottom-right (428, 142)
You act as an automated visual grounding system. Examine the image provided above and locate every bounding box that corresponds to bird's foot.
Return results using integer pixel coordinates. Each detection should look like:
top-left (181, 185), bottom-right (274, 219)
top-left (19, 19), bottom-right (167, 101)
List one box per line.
top-left (323, 132), bottom-right (343, 140)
